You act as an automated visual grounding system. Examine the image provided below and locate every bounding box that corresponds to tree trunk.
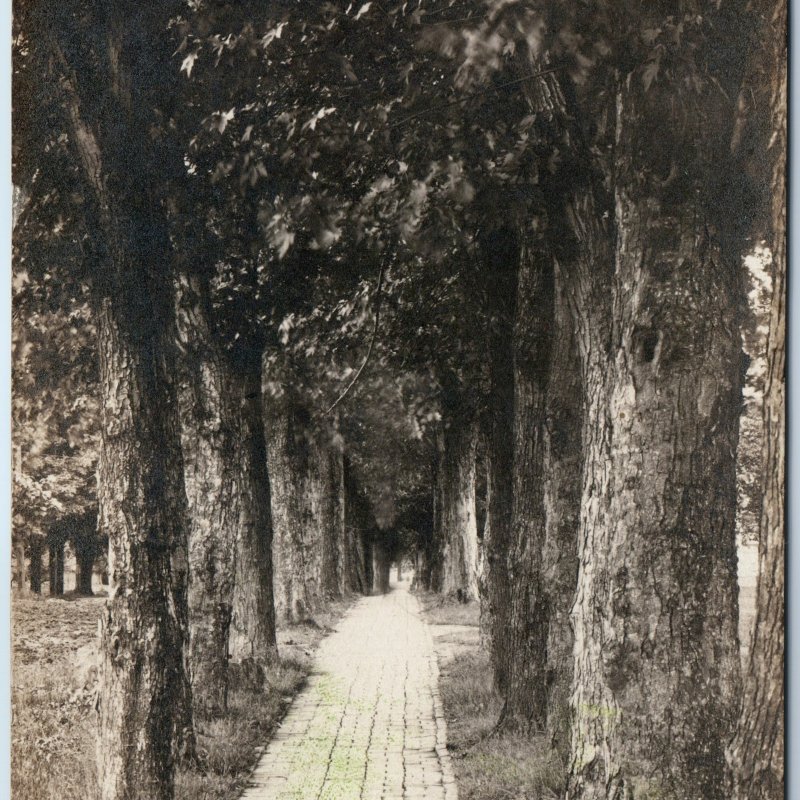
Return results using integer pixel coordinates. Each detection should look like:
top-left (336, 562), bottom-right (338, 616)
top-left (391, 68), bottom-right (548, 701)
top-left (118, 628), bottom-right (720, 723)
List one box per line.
top-left (266, 399), bottom-right (321, 623)
top-left (477, 446), bottom-right (492, 645)
top-left (14, 539), bottom-right (28, 595)
top-left (437, 413), bottom-right (479, 602)
top-left (566, 91), bottom-right (742, 799)
top-left (229, 360), bottom-right (278, 671)
top-left (48, 540), bottom-right (64, 596)
top-left (175, 272), bottom-right (239, 716)
top-left (94, 286), bottom-right (193, 800)
top-left (363, 538), bottom-right (375, 595)
top-left (501, 239), bottom-right (554, 733)
top-left (51, 7), bottom-right (195, 793)
top-left (333, 433), bottom-right (350, 596)
top-left (372, 540), bottom-right (391, 594)
top-left (29, 539), bottom-right (44, 594)
top-left (311, 431), bottom-right (342, 601)
top-left (75, 547), bottom-right (95, 596)
top-left (728, 3), bottom-right (786, 795)
top-left (415, 460), bottom-right (440, 592)
top-left (343, 458), bottom-right (371, 595)
top-left (481, 227), bottom-right (519, 695)
top-left (542, 273), bottom-right (582, 756)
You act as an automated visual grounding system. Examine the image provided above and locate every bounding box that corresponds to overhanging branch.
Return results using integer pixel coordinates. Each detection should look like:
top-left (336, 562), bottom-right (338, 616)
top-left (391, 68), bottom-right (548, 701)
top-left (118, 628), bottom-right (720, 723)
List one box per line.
top-left (324, 263), bottom-right (385, 416)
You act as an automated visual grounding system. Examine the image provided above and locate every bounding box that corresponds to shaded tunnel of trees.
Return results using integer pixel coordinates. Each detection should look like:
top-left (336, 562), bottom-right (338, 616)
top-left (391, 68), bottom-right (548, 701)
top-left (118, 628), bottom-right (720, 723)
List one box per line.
top-left (11, 2), bottom-right (785, 800)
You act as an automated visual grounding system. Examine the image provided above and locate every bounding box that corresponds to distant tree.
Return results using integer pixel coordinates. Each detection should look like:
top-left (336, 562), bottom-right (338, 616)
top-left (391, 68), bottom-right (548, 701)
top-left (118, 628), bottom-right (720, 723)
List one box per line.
top-left (12, 275), bottom-right (99, 595)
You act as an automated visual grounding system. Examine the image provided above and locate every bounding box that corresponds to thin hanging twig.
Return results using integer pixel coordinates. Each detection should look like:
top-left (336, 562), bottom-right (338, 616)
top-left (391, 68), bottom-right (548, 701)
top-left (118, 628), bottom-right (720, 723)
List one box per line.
top-left (324, 263), bottom-right (385, 416)
top-left (388, 66), bottom-right (564, 130)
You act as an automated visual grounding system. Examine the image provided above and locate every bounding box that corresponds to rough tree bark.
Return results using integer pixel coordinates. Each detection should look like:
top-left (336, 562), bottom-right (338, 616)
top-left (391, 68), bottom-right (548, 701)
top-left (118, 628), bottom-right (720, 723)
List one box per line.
top-left (564, 84), bottom-right (742, 800)
top-left (728, 2), bottom-right (786, 795)
top-left (267, 399), bottom-right (319, 623)
top-left (48, 5), bottom-right (196, 794)
top-left (229, 359), bottom-right (278, 671)
top-left (501, 239), bottom-right (554, 733)
top-left (481, 227), bottom-right (519, 695)
top-left (437, 384), bottom-right (480, 602)
top-left (542, 273), bottom-right (582, 756)
top-left (94, 283), bottom-right (193, 799)
top-left (175, 272), bottom-right (240, 715)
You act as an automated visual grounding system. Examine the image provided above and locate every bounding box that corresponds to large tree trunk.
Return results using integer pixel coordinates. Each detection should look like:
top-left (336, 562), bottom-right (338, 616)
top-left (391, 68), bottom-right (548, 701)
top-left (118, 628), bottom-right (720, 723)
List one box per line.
top-left (175, 272), bottom-right (239, 716)
top-left (51, 6), bottom-right (195, 794)
top-left (542, 272), bottom-right (582, 756)
top-left (481, 227), bottom-right (519, 695)
top-left (566, 91), bottom-right (742, 800)
top-left (728, 3), bottom-right (786, 795)
top-left (94, 285), bottom-right (193, 800)
top-left (500, 239), bottom-right (553, 732)
top-left (229, 359), bottom-right (278, 670)
top-left (437, 404), bottom-right (479, 602)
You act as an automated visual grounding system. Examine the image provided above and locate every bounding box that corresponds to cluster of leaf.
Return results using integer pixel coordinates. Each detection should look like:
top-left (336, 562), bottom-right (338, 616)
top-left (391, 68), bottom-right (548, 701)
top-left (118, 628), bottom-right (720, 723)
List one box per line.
top-left (12, 268), bottom-right (99, 544)
top-left (15, 0), bottom-right (769, 553)
top-left (11, 1), bottom-right (535, 543)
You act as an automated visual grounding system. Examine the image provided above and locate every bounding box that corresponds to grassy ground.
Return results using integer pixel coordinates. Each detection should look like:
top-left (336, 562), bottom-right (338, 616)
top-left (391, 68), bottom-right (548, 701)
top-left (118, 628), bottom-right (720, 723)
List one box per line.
top-left (419, 547), bottom-right (759, 800)
top-left (418, 593), bottom-right (565, 800)
top-left (11, 592), bottom-right (352, 800)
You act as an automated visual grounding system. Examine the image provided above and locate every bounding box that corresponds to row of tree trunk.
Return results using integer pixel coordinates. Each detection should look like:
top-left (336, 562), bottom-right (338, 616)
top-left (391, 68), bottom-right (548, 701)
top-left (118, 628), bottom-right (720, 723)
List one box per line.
top-left (176, 275), bottom-right (383, 720)
top-left (266, 400), bottom-right (351, 623)
top-left (50, 2), bottom-right (782, 798)
top-left (14, 512), bottom-right (103, 597)
top-left (415, 22), bottom-right (785, 799)
top-left (98, 265), bottom-right (384, 796)
top-left (58, 55), bottom-right (383, 800)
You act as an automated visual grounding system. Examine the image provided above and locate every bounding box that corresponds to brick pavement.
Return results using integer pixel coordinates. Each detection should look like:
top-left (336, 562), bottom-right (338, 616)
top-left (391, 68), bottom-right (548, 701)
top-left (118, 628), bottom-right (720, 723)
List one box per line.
top-left (240, 580), bottom-right (458, 800)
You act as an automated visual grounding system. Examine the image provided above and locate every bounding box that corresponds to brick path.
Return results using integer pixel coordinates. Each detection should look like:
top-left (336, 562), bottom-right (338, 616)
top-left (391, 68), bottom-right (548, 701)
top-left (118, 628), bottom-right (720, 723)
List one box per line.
top-left (241, 580), bottom-right (458, 800)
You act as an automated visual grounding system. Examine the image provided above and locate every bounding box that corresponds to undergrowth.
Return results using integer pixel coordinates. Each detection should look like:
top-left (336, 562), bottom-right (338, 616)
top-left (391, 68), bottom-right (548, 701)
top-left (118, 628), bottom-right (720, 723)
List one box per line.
top-left (12, 595), bottom-right (350, 800)
top-left (419, 593), bottom-right (566, 800)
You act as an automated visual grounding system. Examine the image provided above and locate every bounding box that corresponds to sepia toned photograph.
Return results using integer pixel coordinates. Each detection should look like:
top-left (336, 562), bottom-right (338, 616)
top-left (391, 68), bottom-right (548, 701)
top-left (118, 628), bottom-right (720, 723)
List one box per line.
top-left (10, 2), bottom-right (786, 799)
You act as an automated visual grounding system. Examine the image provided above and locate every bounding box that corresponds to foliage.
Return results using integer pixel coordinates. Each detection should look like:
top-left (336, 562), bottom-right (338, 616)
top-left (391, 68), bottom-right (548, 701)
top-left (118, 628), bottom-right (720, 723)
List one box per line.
top-left (12, 269), bottom-right (98, 544)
